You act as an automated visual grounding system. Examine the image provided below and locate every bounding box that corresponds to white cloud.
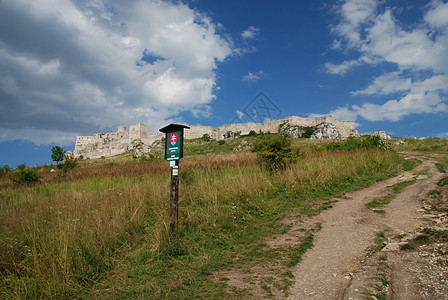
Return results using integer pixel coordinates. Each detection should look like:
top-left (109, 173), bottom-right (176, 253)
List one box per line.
top-left (309, 106), bottom-right (358, 121)
top-left (353, 92), bottom-right (448, 122)
top-left (425, 0), bottom-right (448, 28)
top-left (324, 0), bottom-right (448, 123)
top-left (331, 0), bottom-right (378, 48)
top-left (241, 26), bottom-right (260, 39)
top-left (0, 0), bottom-right (234, 145)
top-left (242, 71), bottom-right (264, 82)
top-left (351, 72), bottom-right (412, 95)
top-left (325, 60), bottom-right (360, 75)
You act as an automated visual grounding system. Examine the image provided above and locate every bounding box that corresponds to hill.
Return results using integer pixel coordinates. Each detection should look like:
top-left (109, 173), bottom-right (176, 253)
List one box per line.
top-left (0, 136), bottom-right (447, 298)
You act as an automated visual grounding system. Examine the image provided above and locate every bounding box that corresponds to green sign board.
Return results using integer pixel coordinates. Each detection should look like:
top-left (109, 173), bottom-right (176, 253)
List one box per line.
top-left (166, 131), bottom-right (181, 161)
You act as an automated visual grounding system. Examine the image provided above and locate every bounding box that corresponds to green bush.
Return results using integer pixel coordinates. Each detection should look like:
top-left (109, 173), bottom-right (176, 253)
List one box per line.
top-left (62, 156), bottom-right (78, 174)
top-left (326, 136), bottom-right (391, 151)
top-left (248, 130), bottom-right (257, 137)
top-left (10, 164), bottom-right (40, 183)
top-left (0, 165), bottom-right (11, 176)
top-left (201, 134), bottom-right (212, 142)
top-left (252, 133), bottom-right (299, 172)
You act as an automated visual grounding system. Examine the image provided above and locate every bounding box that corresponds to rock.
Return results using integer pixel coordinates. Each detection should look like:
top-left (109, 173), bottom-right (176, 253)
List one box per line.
top-left (278, 121), bottom-right (307, 138)
top-left (129, 138), bottom-right (151, 157)
top-left (233, 139), bottom-right (252, 151)
top-left (350, 130), bottom-right (361, 138)
top-left (311, 123), bottom-right (342, 140)
top-left (371, 131), bottom-right (391, 140)
top-left (382, 242), bottom-right (407, 252)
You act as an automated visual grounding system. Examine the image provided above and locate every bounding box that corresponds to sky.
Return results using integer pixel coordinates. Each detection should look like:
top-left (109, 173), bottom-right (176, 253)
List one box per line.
top-left (1, 0), bottom-right (447, 168)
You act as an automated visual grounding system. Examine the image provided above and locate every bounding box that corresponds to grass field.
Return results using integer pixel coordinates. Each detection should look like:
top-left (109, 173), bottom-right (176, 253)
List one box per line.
top-left (1, 136), bottom-right (446, 298)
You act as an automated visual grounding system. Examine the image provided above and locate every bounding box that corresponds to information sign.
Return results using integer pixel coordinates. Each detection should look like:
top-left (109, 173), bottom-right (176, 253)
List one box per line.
top-left (166, 131), bottom-right (181, 161)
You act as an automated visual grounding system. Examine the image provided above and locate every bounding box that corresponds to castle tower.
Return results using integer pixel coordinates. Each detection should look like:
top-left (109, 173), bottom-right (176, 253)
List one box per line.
top-left (129, 123), bottom-right (148, 140)
top-left (118, 126), bottom-right (126, 133)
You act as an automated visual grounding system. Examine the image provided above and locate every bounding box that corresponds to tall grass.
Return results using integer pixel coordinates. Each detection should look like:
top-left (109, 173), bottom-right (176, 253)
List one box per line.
top-left (0, 149), bottom-right (399, 298)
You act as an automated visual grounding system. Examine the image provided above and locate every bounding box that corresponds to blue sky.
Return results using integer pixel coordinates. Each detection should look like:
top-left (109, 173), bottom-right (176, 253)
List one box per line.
top-left (1, 0), bottom-right (447, 168)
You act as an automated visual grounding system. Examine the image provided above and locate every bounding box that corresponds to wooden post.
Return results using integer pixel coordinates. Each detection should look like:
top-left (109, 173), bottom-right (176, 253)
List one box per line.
top-left (159, 124), bottom-right (189, 235)
top-left (170, 160), bottom-right (179, 233)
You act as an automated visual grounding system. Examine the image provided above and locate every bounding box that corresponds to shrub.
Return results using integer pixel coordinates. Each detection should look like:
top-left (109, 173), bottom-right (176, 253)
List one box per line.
top-left (62, 156), bottom-right (78, 174)
top-left (252, 133), bottom-right (299, 172)
top-left (201, 134), bottom-right (212, 142)
top-left (248, 130), bottom-right (257, 136)
top-left (10, 164), bottom-right (40, 183)
top-left (326, 136), bottom-right (391, 151)
top-left (224, 131), bottom-right (241, 140)
top-left (0, 165), bottom-right (11, 176)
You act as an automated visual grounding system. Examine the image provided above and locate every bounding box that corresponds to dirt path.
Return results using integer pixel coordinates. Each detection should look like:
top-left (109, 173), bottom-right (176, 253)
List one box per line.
top-left (288, 153), bottom-right (448, 299)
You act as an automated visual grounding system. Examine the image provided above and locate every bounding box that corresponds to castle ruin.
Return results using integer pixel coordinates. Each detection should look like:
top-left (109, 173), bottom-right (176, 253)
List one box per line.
top-left (73, 115), bottom-right (359, 159)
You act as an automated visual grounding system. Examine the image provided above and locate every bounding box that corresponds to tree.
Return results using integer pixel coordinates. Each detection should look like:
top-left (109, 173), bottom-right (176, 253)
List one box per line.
top-left (51, 146), bottom-right (65, 164)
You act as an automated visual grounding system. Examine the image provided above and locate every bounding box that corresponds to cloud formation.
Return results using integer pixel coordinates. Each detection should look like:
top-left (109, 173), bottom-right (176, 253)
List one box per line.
top-left (242, 71), bottom-right (264, 82)
top-left (323, 0), bottom-right (448, 122)
top-left (241, 26), bottom-right (260, 39)
top-left (0, 0), bottom-right (234, 144)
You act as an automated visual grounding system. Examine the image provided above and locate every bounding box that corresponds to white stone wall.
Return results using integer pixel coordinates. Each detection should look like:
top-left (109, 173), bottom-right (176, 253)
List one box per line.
top-left (185, 125), bottom-right (219, 140)
top-left (73, 116), bottom-right (357, 159)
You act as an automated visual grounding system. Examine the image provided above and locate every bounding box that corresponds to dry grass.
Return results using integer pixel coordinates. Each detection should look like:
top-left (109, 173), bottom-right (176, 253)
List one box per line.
top-left (0, 149), bottom-right (398, 298)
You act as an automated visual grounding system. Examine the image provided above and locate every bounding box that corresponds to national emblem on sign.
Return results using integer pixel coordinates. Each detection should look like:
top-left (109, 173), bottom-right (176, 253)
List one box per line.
top-left (170, 133), bottom-right (178, 146)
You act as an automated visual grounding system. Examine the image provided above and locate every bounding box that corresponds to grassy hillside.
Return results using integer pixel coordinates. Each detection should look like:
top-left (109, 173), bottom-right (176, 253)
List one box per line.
top-left (1, 136), bottom-right (447, 298)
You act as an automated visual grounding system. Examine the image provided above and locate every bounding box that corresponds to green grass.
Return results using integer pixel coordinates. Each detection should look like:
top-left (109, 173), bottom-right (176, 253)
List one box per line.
top-left (401, 158), bottom-right (422, 172)
top-left (437, 176), bottom-right (448, 187)
top-left (366, 180), bottom-right (416, 210)
top-left (392, 137), bottom-right (448, 153)
top-left (435, 163), bottom-right (446, 173)
top-left (0, 146), bottom-right (402, 298)
top-left (364, 232), bottom-right (389, 300)
top-left (427, 189), bottom-right (441, 197)
top-left (400, 228), bottom-right (448, 251)
top-left (286, 232), bottom-right (315, 267)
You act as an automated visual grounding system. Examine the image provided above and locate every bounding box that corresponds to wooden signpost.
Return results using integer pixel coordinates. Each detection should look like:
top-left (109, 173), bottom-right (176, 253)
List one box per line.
top-left (159, 124), bottom-right (189, 233)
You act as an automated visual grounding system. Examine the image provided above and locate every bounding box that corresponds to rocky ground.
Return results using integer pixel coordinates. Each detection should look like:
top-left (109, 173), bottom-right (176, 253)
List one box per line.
top-left (214, 152), bottom-right (448, 299)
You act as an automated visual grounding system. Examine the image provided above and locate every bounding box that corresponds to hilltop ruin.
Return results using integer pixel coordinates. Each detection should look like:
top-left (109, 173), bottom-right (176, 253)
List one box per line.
top-left (73, 115), bottom-right (359, 159)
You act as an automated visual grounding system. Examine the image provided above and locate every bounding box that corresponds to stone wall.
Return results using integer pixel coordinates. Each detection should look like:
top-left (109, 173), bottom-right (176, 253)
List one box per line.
top-left (73, 116), bottom-right (357, 159)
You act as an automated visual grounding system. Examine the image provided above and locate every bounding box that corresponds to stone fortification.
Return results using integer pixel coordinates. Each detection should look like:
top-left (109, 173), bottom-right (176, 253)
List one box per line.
top-left (73, 123), bottom-right (163, 159)
top-left (73, 116), bottom-right (358, 159)
top-left (185, 116), bottom-right (356, 140)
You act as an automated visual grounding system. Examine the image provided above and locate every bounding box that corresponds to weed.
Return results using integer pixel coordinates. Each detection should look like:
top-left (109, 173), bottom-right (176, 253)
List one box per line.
top-left (326, 136), bottom-right (391, 151)
top-left (260, 283), bottom-right (273, 298)
top-left (0, 147), bottom-right (400, 298)
top-left (435, 163), bottom-right (446, 173)
top-left (374, 232), bottom-right (386, 251)
top-left (179, 168), bottom-right (195, 185)
top-left (427, 189), bottom-right (441, 197)
top-left (287, 232), bottom-right (314, 267)
top-left (366, 180), bottom-right (416, 210)
top-left (401, 158), bottom-right (422, 171)
top-left (400, 242), bottom-right (416, 250)
top-left (437, 176), bottom-right (448, 187)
